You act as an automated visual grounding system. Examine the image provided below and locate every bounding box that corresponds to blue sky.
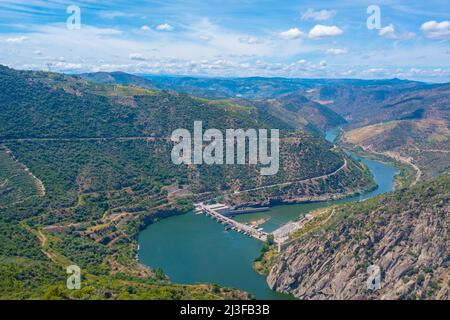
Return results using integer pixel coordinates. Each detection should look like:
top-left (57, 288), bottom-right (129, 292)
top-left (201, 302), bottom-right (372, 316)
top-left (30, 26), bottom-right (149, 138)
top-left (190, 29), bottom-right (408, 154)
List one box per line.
top-left (0, 0), bottom-right (449, 81)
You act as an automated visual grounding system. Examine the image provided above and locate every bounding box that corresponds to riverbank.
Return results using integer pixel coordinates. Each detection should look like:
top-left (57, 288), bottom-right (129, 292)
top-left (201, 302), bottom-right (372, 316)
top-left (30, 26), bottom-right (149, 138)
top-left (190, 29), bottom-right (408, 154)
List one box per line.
top-left (138, 149), bottom-right (398, 299)
top-left (339, 141), bottom-right (417, 190)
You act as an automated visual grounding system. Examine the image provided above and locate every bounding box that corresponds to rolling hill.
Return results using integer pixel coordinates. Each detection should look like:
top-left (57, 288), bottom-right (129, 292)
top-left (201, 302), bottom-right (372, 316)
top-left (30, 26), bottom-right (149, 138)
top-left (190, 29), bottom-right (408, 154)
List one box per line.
top-left (79, 71), bottom-right (156, 89)
top-left (255, 92), bottom-right (346, 132)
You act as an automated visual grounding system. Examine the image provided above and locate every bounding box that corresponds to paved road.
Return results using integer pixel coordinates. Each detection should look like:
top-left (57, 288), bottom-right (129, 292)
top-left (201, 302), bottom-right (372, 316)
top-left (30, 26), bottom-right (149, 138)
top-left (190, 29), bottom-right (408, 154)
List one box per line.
top-left (232, 158), bottom-right (348, 195)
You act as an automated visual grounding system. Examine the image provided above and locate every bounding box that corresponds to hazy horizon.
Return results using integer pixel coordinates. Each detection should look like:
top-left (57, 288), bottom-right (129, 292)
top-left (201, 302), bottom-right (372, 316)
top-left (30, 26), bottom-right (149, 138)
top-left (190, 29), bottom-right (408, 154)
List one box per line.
top-left (0, 0), bottom-right (449, 82)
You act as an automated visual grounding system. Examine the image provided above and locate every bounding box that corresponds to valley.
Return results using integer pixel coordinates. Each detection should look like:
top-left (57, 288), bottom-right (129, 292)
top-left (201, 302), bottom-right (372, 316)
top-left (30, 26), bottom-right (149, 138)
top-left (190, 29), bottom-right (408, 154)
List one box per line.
top-left (341, 119), bottom-right (449, 180)
top-left (0, 65), bottom-right (375, 299)
top-left (138, 139), bottom-right (399, 299)
top-left (1, 0), bottom-right (449, 307)
top-left (0, 65), bottom-right (448, 300)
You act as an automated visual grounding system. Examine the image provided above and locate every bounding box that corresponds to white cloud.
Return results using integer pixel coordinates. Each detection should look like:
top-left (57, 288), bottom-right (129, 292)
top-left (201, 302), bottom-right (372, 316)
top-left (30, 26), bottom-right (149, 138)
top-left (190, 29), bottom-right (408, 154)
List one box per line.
top-left (99, 11), bottom-right (137, 19)
top-left (83, 27), bottom-right (123, 36)
top-left (421, 20), bottom-right (450, 39)
top-left (156, 23), bottom-right (173, 31)
top-left (238, 36), bottom-right (263, 45)
top-left (34, 50), bottom-right (42, 56)
top-left (0, 20), bottom-right (319, 75)
top-left (141, 25), bottom-right (151, 31)
top-left (341, 69), bottom-right (354, 76)
top-left (129, 53), bottom-right (147, 61)
top-left (379, 24), bottom-right (416, 40)
top-left (279, 28), bottom-right (304, 40)
top-left (308, 25), bottom-right (343, 39)
top-left (402, 32), bottom-right (416, 40)
top-left (301, 9), bottom-right (336, 21)
top-left (4, 36), bottom-right (28, 43)
top-left (52, 62), bottom-right (82, 70)
top-left (198, 35), bottom-right (213, 42)
top-left (2, 20), bottom-right (448, 81)
top-left (326, 48), bottom-right (348, 55)
top-left (379, 24), bottom-right (396, 39)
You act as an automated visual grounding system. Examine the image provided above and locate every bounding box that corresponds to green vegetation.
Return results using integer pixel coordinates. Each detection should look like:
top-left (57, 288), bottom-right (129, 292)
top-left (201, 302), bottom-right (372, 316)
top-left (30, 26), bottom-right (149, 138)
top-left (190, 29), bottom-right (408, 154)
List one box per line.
top-left (338, 141), bottom-right (417, 189)
top-left (0, 65), bottom-right (375, 300)
top-left (0, 146), bottom-right (41, 206)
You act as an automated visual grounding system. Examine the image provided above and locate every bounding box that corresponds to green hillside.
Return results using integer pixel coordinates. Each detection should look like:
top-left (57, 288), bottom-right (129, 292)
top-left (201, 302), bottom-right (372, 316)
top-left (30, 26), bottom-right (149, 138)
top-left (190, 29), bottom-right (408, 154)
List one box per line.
top-left (257, 92), bottom-right (346, 132)
top-left (342, 119), bottom-right (450, 179)
top-left (305, 82), bottom-right (450, 127)
top-left (79, 72), bottom-right (347, 132)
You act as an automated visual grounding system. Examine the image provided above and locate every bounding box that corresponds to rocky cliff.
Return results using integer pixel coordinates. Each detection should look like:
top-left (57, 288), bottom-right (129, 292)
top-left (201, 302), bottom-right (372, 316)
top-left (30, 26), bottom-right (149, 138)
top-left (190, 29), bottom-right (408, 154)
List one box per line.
top-left (267, 173), bottom-right (449, 300)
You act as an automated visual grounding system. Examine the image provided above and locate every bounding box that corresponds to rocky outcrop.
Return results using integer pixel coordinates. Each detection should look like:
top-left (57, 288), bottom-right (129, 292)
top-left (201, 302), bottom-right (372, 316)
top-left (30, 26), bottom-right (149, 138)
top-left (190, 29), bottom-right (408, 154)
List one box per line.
top-left (267, 174), bottom-right (449, 300)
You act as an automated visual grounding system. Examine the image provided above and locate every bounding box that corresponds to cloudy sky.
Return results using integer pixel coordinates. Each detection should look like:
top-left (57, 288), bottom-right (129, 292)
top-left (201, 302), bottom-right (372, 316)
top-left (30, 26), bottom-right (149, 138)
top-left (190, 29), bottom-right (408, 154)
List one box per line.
top-left (0, 0), bottom-right (449, 81)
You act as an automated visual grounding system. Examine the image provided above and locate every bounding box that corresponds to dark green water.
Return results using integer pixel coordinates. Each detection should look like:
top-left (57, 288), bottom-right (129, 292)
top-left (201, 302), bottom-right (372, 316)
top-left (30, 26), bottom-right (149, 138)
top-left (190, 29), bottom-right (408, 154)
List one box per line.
top-left (138, 130), bottom-right (398, 299)
top-left (138, 211), bottom-right (291, 299)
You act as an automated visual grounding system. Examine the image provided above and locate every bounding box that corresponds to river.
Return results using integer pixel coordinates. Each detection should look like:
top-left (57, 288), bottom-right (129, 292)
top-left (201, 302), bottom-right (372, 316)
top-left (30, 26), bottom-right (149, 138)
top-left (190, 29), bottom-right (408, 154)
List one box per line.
top-left (138, 129), bottom-right (398, 299)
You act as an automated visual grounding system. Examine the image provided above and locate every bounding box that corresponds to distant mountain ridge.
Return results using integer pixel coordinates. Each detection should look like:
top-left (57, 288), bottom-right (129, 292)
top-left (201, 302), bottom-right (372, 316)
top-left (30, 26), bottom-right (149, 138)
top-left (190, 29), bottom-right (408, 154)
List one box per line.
top-left (264, 92), bottom-right (347, 131)
top-left (79, 71), bottom-right (156, 89)
top-left (78, 72), bottom-right (449, 129)
top-left (78, 71), bottom-right (350, 132)
top-left (305, 82), bottom-right (450, 127)
top-left (79, 72), bottom-right (421, 100)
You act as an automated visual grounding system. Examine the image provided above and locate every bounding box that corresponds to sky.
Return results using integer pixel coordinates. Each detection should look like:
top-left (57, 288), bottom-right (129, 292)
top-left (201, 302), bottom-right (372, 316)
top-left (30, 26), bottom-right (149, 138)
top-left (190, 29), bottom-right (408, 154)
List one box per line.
top-left (0, 0), bottom-right (449, 82)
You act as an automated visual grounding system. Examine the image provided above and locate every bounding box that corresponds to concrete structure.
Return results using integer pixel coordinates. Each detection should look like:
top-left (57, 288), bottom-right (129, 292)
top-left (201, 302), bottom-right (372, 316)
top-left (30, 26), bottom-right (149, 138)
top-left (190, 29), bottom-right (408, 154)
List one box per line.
top-left (195, 203), bottom-right (269, 242)
top-left (195, 203), bottom-right (315, 247)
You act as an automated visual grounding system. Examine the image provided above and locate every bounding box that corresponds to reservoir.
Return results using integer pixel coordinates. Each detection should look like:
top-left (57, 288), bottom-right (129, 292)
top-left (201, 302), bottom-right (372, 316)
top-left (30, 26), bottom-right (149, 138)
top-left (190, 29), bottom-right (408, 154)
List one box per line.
top-left (138, 130), bottom-right (398, 299)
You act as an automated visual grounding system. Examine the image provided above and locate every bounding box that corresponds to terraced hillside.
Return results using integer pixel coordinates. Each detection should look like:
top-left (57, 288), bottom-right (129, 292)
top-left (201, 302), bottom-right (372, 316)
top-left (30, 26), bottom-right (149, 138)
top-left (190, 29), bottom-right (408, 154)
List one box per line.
top-left (0, 146), bottom-right (43, 207)
top-left (341, 119), bottom-right (450, 180)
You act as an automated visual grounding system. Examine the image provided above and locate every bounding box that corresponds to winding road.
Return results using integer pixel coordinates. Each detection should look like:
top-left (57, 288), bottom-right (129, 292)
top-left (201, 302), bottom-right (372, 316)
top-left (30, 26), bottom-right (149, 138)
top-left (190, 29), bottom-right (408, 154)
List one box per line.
top-left (232, 158), bottom-right (348, 195)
